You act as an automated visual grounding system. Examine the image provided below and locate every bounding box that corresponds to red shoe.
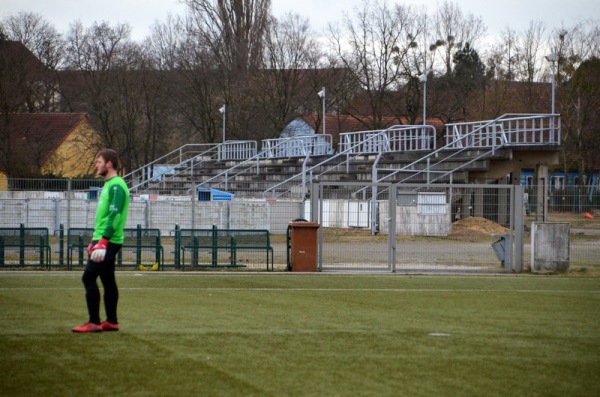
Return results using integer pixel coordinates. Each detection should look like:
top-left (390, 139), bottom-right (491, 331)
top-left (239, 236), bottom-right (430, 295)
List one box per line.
top-left (101, 321), bottom-right (119, 332)
top-left (72, 322), bottom-right (102, 333)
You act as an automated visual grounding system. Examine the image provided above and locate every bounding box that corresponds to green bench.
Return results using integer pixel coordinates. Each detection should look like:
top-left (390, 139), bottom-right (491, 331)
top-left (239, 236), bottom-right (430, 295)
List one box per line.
top-left (174, 225), bottom-right (273, 270)
top-left (67, 225), bottom-right (164, 269)
top-left (0, 225), bottom-right (51, 268)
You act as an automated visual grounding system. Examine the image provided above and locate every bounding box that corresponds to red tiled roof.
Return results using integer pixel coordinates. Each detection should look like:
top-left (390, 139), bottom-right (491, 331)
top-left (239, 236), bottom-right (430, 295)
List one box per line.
top-left (298, 114), bottom-right (444, 136)
top-left (3, 113), bottom-right (90, 166)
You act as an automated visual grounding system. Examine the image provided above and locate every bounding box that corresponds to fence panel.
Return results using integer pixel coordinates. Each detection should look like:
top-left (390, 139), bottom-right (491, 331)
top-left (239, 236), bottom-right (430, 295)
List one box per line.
top-left (0, 180), bottom-right (598, 271)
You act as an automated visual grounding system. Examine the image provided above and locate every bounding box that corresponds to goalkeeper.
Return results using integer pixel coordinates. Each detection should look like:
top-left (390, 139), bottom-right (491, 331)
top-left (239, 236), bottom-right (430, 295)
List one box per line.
top-left (72, 149), bottom-right (130, 333)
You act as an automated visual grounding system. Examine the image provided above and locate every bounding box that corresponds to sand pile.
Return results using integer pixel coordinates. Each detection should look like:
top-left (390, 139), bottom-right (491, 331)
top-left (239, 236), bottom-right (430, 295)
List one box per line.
top-left (451, 217), bottom-right (509, 236)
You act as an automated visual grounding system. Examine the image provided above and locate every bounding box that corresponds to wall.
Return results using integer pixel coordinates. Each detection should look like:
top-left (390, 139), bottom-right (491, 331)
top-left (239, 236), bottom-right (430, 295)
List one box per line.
top-left (0, 194), bottom-right (304, 235)
top-left (43, 120), bottom-right (97, 177)
top-left (0, 192), bottom-right (450, 236)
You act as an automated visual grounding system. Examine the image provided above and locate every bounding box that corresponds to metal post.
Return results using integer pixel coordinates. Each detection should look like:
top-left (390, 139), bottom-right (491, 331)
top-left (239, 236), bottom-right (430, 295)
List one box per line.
top-left (389, 183), bottom-right (397, 272)
top-left (318, 87), bottom-right (326, 134)
top-left (219, 105), bottom-right (226, 143)
top-left (550, 58), bottom-right (556, 115)
top-left (513, 185), bottom-right (524, 273)
top-left (545, 53), bottom-right (557, 137)
top-left (419, 73), bottom-right (427, 125)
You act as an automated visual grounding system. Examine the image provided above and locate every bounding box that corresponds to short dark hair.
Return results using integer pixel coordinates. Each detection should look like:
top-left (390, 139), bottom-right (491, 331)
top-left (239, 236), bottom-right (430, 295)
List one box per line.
top-left (98, 149), bottom-right (120, 171)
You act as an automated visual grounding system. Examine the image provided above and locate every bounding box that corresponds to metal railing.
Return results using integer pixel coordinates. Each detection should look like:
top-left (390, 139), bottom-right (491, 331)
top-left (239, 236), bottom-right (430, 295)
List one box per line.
top-left (445, 114), bottom-right (561, 148)
top-left (339, 125), bottom-right (437, 154)
top-left (121, 115), bottom-right (560, 197)
top-left (261, 135), bottom-right (334, 158)
top-left (374, 114), bottom-right (561, 186)
top-left (125, 144), bottom-right (219, 193)
top-left (219, 141), bottom-right (257, 161)
top-left (126, 141), bottom-right (257, 193)
top-left (193, 135), bottom-right (336, 195)
top-left (263, 129), bottom-right (398, 199)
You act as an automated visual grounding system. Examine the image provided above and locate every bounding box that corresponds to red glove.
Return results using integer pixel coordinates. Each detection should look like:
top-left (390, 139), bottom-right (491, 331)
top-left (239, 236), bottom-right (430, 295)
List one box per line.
top-left (87, 243), bottom-right (93, 256)
top-left (90, 238), bottom-right (109, 263)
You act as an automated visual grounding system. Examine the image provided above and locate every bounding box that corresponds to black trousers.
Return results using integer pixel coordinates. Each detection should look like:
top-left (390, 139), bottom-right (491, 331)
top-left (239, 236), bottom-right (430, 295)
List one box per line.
top-left (82, 242), bottom-right (122, 324)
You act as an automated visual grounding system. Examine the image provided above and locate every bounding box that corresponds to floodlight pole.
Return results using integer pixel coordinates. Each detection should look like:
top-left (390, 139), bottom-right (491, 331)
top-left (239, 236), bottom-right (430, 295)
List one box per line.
top-left (219, 105), bottom-right (226, 143)
top-left (318, 87), bottom-right (326, 134)
top-left (545, 52), bottom-right (557, 142)
top-left (546, 54), bottom-right (557, 115)
top-left (419, 72), bottom-right (427, 125)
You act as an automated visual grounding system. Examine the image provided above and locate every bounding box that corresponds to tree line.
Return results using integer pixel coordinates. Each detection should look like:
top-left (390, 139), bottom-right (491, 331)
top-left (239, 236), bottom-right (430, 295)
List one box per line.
top-left (0, 0), bottom-right (599, 183)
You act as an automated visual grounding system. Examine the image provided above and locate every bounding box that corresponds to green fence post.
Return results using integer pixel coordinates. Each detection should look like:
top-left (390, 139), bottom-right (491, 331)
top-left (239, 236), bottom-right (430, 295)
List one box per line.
top-left (136, 224), bottom-right (142, 267)
top-left (174, 224), bottom-right (180, 269)
top-left (59, 224), bottom-right (64, 267)
top-left (0, 236), bottom-right (4, 266)
top-left (155, 234), bottom-right (161, 268)
top-left (212, 225), bottom-right (217, 267)
top-left (19, 224), bottom-right (25, 267)
top-left (230, 236), bottom-right (236, 266)
top-left (38, 235), bottom-right (44, 267)
top-left (192, 236), bottom-right (198, 268)
top-left (78, 235), bottom-right (84, 267)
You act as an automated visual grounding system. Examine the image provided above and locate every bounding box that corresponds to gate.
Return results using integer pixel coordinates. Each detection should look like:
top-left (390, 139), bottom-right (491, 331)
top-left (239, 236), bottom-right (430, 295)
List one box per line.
top-left (311, 182), bottom-right (524, 272)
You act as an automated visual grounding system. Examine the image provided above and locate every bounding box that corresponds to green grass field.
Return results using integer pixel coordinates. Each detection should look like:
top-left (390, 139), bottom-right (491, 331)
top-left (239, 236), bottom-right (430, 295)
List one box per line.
top-left (1, 272), bottom-right (599, 396)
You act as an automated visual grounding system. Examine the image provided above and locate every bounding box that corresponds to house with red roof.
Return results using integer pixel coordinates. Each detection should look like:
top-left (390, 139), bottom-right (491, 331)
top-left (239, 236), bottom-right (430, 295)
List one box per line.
top-left (0, 113), bottom-right (98, 188)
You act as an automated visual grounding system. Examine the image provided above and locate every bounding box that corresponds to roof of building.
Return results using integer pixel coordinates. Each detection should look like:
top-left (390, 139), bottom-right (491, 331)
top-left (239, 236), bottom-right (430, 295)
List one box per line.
top-left (3, 112), bottom-right (90, 166)
top-left (296, 114), bottom-right (445, 136)
top-left (0, 40), bottom-right (45, 72)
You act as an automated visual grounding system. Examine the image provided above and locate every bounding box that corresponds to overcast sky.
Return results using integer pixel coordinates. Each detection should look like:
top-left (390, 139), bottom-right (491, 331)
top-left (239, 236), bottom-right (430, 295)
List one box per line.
top-left (1, 0), bottom-right (597, 42)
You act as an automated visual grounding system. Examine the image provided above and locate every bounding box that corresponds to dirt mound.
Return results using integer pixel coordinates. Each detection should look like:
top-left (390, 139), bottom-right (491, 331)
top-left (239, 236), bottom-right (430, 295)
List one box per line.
top-left (451, 217), bottom-right (509, 236)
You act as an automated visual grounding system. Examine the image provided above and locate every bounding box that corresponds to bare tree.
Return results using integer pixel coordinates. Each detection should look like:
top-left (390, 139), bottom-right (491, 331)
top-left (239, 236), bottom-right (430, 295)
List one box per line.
top-left (184, 0), bottom-right (270, 73)
top-left (553, 21), bottom-right (600, 196)
top-left (145, 14), bottom-right (185, 71)
top-left (430, 1), bottom-right (486, 76)
top-left (566, 58), bottom-right (600, 180)
top-left (327, 0), bottom-right (423, 128)
top-left (0, 12), bottom-right (63, 111)
top-left (62, 21), bottom-right (158, 172)
top-left (552, 20), bottom-right (600, 83)
top-left (0, 36), bottom-right (58, 176)
top-left (1, 11), bottom-right (64, 70)
top-left (182, 0), bottom-right (271, 140)
top-left (252, 13), bottom-right (322, 136)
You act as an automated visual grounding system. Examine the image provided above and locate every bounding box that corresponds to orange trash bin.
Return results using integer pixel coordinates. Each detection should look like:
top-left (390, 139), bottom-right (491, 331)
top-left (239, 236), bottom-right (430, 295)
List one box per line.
top-left (289, 221), bottom-right (320, 272)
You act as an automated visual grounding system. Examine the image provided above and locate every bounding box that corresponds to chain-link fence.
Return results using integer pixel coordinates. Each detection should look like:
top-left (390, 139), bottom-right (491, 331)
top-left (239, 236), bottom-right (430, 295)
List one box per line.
top-left (0, 180), bottom-right (598, 271)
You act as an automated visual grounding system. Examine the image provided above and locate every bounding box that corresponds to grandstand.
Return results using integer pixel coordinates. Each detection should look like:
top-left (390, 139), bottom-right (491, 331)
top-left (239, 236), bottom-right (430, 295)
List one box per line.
top-left (126, 113), bottom-right (561, 202)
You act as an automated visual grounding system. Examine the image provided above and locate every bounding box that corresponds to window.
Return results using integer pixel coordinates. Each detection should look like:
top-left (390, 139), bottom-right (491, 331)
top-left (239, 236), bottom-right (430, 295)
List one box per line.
top-left (551, 176), bottom-right (564, 190)
top-left (397, 193), bottom-right (417, 206)
top-left (525, 176), bottom-right (533, 188)
top-left (417, 193), bottom-right (447, 215)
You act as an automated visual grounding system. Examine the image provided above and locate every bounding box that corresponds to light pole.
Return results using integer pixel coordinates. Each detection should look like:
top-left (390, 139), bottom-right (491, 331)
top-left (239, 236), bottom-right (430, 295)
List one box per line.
top-left (219, 105), bottom-right (226, 143)
top-left (418, 72), bottom-right (427, 125)
top-left (317, 87), bottom-right (326, 134)
top-left (545, 53), bottom-right (557, 115)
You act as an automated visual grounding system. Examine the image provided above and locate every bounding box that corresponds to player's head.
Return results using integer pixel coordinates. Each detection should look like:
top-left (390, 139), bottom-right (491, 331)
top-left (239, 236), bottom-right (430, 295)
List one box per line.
top-left (96, 149), bottom-right (120, 177)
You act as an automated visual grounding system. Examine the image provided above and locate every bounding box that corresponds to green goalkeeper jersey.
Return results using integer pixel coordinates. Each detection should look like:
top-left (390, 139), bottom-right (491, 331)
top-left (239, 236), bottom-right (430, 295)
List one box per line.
top-left (93, 176), bottom-right (130, 244)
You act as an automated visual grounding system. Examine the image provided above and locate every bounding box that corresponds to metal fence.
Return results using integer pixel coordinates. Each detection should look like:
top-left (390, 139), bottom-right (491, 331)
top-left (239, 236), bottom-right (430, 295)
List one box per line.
top-left (310, 182), bottom-right (522, 272)
top-left (0, 181), bottom-right (597, 271)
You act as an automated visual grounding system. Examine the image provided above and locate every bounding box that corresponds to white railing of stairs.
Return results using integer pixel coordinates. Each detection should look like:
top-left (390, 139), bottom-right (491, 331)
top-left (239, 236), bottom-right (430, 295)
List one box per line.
top-left (375, 113), bottom-right (560, 186)
top-left (127, 141), bottom-right (257, 193)
top-left (189, 136), bottom-right (330, 194)
top-left (339, 125), bottom-right (437, 154)
top-left (262, 125), bottom-right (435, 199)
top-left (262, 134), bottom-right (334, 158)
